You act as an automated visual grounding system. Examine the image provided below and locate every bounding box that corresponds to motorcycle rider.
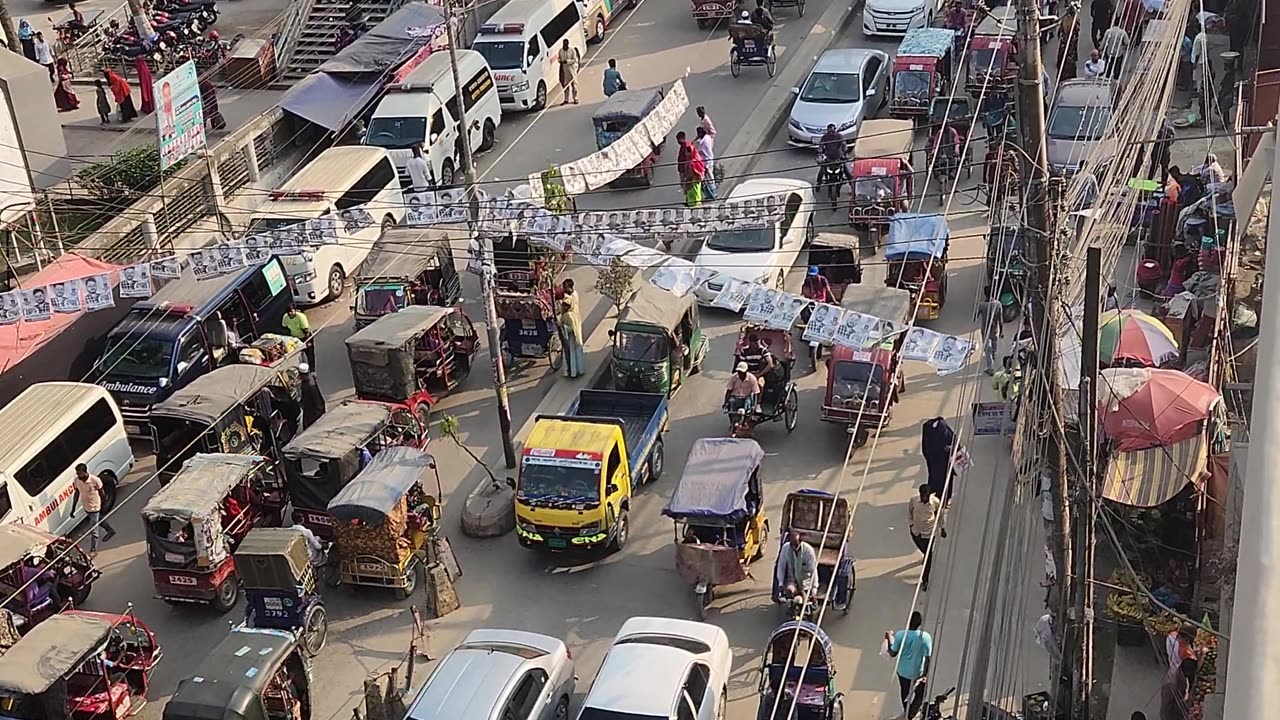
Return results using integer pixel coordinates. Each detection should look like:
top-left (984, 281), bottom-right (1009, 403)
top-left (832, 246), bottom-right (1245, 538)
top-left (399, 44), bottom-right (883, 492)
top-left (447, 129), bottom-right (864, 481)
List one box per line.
top-left (724, 361), bottom-right (761, 414)
top-left (817, 123), bottom-right (848, 187)
top-left (802, 266), bottom-right (835, 305)
top-left (776, 529), bottom-right (818, 602)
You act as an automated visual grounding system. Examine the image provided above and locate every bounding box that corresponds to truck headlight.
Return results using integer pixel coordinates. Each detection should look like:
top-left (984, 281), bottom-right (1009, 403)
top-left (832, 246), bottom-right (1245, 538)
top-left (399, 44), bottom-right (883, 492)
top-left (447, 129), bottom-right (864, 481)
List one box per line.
top-left (578, 522), bottom-right (601, 536)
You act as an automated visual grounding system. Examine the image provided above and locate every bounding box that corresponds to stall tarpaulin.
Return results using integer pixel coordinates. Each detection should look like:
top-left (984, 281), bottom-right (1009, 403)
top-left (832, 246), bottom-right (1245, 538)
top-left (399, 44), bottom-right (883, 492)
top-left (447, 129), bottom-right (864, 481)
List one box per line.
top-left (1101, 435), bottom-right (1209, 507)
top-left (318, 2), bottom-right (447, 75)
top-left (0, 253), bottom-right (123, 372)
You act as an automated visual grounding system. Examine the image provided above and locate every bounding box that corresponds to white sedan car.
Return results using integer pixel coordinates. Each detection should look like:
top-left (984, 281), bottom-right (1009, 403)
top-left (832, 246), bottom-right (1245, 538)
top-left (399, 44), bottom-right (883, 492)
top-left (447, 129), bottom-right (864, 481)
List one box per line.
top-left (576, 617), bottom-right (732, 720)
top-left (693, 178), bottom-right (816, 305)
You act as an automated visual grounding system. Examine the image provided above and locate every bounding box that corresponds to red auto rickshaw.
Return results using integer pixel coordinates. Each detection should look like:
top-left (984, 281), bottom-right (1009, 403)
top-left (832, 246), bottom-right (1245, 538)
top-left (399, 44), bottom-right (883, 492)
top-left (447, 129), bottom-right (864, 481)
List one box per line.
top-left (967, 6), bottom-right (1018, 96)
top-left (820, 285), bottom-right (912, 447)
top-left (889, 28), bottom-right (956, 121)
top-left (849, 119), bottom-right (915, 246)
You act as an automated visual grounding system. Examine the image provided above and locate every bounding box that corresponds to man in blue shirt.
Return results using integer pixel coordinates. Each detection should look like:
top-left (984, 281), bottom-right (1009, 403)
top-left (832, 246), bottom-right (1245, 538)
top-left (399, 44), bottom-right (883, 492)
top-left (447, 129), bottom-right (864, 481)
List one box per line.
top-left (602, 59), bottom-right (625, 97)
top-left (886, 611), bottom-right (933, 719)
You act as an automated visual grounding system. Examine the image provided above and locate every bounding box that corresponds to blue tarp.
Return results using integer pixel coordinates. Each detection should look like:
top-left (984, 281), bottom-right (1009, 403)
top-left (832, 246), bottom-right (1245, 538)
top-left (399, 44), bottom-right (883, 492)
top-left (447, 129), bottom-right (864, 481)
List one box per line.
top-left (885, 212), bottom-right (949, 259)
top-left (662, 438), bottom-right (764, 522)
top-left (896, 27), bottom-right (955, 58)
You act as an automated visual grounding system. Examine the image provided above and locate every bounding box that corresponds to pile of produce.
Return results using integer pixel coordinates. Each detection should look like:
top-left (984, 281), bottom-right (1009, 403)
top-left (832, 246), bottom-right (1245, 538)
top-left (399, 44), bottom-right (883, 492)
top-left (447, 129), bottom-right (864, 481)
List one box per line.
top-left (1104, 568), bottom-right (1152, 624)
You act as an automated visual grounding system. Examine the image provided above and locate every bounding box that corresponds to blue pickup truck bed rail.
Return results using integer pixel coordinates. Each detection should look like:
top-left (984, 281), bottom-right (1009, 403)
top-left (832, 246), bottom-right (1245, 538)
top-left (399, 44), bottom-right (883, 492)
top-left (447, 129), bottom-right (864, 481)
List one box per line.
top-left (562, 389), bottom-right (669, 483)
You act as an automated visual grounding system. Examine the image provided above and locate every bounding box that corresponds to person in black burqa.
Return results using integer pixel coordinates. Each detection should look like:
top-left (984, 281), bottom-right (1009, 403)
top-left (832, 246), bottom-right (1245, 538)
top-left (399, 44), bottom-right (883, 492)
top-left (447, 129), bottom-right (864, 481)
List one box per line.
top-left (921, 417), bottom-right (956, 505)
top-left (299, 364), bottom-right (326, 430)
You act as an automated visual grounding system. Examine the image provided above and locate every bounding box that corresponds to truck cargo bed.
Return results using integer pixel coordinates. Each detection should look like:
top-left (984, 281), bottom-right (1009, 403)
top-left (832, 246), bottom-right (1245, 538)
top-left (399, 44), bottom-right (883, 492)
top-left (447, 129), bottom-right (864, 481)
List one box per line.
top-left (569, 390), bottom-right (668, 470)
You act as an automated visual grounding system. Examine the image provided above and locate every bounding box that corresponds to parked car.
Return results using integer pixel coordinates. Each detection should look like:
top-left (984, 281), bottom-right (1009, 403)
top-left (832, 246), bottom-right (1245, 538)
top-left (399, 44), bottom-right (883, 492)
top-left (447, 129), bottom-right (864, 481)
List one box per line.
top-left (1046, 78), bottom-right (1117, 176)
top-left (405, 628), bottom-right (577, 720)
top-left (576, 617), bottom-right (732, 720)
top-left (787, 48), bottom-right (890, 146)
top-left (692, 178), bottom-right (816, 305)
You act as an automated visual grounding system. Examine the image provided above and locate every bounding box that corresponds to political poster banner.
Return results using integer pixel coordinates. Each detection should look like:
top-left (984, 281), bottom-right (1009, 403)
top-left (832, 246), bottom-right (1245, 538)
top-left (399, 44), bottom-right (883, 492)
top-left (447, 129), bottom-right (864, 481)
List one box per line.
top-left (155, 60), bottom-right (206, 170)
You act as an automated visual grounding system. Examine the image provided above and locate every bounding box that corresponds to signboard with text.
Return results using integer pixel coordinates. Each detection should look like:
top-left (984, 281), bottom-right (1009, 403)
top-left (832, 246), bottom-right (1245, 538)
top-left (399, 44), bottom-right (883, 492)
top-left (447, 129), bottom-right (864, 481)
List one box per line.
top-left (155, 61), bottom-right (206, 170)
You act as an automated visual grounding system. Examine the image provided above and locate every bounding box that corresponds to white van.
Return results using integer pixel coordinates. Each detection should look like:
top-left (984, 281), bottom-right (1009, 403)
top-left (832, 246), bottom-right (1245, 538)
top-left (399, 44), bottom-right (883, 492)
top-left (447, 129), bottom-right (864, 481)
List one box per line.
top-left (473, 0), bottom-right (586, 112)
top-left (365, 50), bottom-right (503, 188)
top-left (246, 146), bottom-right (406, 305)
top-left (862, 0), bottom-right (938, 36)
top-left (0, 383), bottom-right (134, 536)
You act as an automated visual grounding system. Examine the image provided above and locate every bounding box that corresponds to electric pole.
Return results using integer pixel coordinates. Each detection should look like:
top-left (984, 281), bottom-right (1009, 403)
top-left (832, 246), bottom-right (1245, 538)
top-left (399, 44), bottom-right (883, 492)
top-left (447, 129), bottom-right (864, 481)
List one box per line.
top-left (1077, 247), bottom-right (1102, 718)
top-left (126, 0), bottom-right (155, 40)
top-left (1012, 0), bottom-right (1073, 713)
top-left (445, 2), bottom-right (517, 468)
top-left (0, 0), bottom-right (17, 56)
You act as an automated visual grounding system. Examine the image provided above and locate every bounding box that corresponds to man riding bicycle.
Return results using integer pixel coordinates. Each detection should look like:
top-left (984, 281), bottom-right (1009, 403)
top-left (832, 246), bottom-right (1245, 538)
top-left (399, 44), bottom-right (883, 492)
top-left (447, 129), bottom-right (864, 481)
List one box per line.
top-left (776, 529), bottom-right (818, 601)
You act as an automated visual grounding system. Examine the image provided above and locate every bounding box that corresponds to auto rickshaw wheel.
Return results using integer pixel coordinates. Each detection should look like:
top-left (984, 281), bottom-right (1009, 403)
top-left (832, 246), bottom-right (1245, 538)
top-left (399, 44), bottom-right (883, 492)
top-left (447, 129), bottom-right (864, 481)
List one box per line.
top-left (852, 428), bottom-right (869, 448)
top-left (831, 693), bottom-right (846, 720)
top-left (212, 573), bottom-right (241, 614)
top-left (395, 563), bottom-right (421, 600)
top-left (302, 603), bottom-right (328, 656)
top-left (783, 387), bottom-right (798, 432)
top-left (71, 580), bottom-right (93, 607)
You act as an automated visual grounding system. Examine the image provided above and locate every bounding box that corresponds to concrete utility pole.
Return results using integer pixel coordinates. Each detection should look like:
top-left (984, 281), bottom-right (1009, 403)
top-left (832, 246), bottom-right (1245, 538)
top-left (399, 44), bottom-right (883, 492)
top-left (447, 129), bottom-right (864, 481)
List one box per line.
top-left (0, 0), bottom-right (17, 56)
top-left (1011, 0), bottom-right (1073, 713)
top-left (444, 4), bottom-right (517, 468)
top-left (1222, 125), bottom-right (1280, 720)
top-left (126, 0), bottom-right (155, 40)
top-left (1077, 247), bottom-right (1102, 718)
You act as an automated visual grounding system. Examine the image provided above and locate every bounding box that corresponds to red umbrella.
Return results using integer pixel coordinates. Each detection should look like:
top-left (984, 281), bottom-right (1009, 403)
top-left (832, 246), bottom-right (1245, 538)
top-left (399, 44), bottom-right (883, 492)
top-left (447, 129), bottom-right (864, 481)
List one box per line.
top-left (1098, 368), bottom-right (1220, 452)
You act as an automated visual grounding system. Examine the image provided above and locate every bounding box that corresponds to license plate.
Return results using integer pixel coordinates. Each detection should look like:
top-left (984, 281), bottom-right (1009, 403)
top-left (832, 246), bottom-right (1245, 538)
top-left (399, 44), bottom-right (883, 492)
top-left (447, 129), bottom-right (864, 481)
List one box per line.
top-left (263, 597), bottom-right (284, 610)
top-left (548, 538), bottom-right (567, 549)
top-left (169, 575), bottom-right (197, 586)
top-left (358, 562), bottom-right (383, 573)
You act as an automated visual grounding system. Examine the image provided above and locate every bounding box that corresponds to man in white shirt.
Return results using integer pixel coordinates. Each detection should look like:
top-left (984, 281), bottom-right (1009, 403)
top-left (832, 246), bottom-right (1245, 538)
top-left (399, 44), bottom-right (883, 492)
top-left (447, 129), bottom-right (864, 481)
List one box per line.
top-left (1101, 24), bottom-right (1130, 79)
top-left (775, 529), bottom-right (818, 600)
top-left (695, 126), bottom-right (716, 200)
top-left (1084, 48), bottom-right (1107, 79)
top-left (907, 484), bottom-right (946, 591)
top-left (292, 524), bottom-right (326, 567)
top-left (33, 32), bottom-right (54, 83)
top-left (406, 143), bottom-right (433, 194)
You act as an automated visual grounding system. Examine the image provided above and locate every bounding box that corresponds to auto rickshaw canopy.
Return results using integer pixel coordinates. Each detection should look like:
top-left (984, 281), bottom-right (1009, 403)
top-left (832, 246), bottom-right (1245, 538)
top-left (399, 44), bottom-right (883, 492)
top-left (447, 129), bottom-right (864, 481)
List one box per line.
top-left (885, 212), bottom-right (949, 261)
top-left (233, 528), bottom-right (313, 591)
top-left (152, 365), bottom-right (293, 426)
top-left (662, 438), bottom-right (764, 524)
top-left (142, 453), bottom-right (266, 521)
top-left (617, 284), bottom-right (695, 332)
top-left (854, 119), bottom-right (914, 160)
top-left (164, 627), bottom-right (299, 720)
top-left (354, 226), bottom-right (463, 285)
top-left (839, 284), bottom-right (914, 325)
top-left (0, 524), bottom-right (63, 571)
top-left (896, 27), bottom-right (954, 59)
top-left (327, 446), bottom-right (435, 525)
top-left (283, 401), bottom-right (392, 462)
top-left (346, 305), bottom-right (455, 352)
top-left (593, 87), bottom-right (664, 149)
top-left (0, 613), bottom-right (114, 695)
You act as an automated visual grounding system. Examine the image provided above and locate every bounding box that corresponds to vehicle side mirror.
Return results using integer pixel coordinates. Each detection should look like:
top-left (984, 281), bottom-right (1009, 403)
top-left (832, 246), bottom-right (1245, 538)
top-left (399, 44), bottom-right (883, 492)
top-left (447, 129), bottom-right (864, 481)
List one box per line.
top-left (608, 329), bottom-right (616, 338)
top-left (607, 483), bottom-right (619, 495)
top-left (505, 476), bottom-right (516, 490)
top-left (177, 361), bottom-right (191, 374)
top-left (790, 86), bottom-right (799, 95)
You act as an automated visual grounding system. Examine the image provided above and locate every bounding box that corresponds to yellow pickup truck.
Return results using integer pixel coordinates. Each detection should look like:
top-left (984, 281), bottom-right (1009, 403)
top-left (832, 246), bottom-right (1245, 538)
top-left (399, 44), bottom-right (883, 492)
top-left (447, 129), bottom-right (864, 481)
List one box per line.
top-left (515, 390), bottom-right (669, 553)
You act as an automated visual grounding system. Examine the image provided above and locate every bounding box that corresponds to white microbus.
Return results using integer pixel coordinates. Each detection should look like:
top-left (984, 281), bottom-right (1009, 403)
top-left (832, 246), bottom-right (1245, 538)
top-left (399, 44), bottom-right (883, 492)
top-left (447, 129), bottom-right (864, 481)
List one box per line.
top-left (0, 382), bottom-right (134, 536)
top-left (473, 0), bottom-right (587, 112)
top-left (366, 49), bottom-right (503, 188)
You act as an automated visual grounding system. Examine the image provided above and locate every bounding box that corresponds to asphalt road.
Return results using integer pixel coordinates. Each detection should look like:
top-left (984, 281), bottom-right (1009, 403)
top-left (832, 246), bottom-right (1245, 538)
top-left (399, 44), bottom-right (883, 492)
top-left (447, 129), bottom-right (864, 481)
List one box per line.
top-left (80, 4), bottom-right (1054, 719)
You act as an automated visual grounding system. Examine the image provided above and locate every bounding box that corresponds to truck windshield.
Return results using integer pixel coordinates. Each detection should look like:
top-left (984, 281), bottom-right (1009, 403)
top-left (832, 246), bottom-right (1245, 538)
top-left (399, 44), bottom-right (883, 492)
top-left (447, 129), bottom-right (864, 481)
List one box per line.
top-left (101, 335), bottom-right (173, 379)
top-left (365, 117), bottom-right (427, 149)
top-left (614, 331), bottom-right (666, 362)
top-left (519, 460), bottom-right (600, 504)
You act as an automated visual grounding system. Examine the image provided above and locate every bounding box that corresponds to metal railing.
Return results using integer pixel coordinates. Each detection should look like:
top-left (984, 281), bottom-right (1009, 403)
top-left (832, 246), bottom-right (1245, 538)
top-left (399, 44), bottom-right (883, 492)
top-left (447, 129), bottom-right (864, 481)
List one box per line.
top-left (58, 2), bottom-right (131, 76)
top-left (272, 0), bottom-right (317, 78)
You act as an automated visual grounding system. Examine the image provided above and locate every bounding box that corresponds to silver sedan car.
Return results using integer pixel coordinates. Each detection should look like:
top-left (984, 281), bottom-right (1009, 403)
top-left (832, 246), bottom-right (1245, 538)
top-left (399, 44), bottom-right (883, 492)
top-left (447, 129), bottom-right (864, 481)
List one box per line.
top-left (788, 48), bottom-right (891, 146)
top-left (406, 628), bottom-right (577, 720)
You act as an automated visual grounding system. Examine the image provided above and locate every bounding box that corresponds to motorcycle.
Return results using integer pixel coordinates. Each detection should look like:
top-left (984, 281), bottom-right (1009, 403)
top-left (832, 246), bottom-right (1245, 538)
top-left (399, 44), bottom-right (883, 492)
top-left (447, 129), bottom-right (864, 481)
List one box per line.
top-left (816, 153), bottom-right (848, 211)
top-left (922, 686), bottom-right (957, 720)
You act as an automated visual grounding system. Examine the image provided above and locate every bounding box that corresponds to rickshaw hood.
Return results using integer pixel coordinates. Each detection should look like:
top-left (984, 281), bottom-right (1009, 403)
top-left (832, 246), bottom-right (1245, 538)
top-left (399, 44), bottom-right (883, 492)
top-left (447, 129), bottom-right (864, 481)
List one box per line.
top-left (0, 523), bottom-right (61, 571)
top-left (143, 454), bottom-right (267, 520)
top-left (662, 438), bottom-right (764, 523)
top-left (165, 628), bottom-right (299, 720)
top-left (327, 445), bottom-right (435, 524)
top-left (0, 613), bottom-right (114, 695)
top-left (885, 213), bottom-right (949, 261)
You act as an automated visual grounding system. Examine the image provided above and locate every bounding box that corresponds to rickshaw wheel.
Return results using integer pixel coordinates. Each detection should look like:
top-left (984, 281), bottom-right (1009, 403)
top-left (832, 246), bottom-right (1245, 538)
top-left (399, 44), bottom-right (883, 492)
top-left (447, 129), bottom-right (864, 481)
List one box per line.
top-left (696, 585), bottom-right (713, 619)
top-left (783, 387), bottom-right (798, 432)
top-left (302, 603), bottom-right (328, 656)
top-left (766, 48), bottom-right (776, 77)
top-left (395, 563), bottom-right (421, 600)
top-left (730, 51), bottom-right (741, 78)
top-left (831, 693), bottom-right (845, 720)
top-left (797, 0), bottom-right (805, 15)
top-left (212, 574), bottom-right (241, 614)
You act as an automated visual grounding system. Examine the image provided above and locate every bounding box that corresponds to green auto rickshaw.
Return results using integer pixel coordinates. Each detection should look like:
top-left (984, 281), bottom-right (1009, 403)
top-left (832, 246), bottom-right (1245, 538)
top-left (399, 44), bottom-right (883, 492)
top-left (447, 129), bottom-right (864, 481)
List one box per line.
top-left (609, 285), bottom-right (707, 395)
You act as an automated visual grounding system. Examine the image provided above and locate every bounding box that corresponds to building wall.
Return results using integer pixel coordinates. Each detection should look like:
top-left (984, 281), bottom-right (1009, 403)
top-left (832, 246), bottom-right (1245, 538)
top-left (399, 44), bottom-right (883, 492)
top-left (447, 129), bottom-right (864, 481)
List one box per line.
top-left (0, 52), bottom-right (70, 198)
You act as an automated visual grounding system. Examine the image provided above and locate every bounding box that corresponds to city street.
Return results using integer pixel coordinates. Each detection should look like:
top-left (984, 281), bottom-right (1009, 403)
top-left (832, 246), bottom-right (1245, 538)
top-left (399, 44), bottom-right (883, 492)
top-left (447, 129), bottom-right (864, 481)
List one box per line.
top-left (80, 2), bottom-right (1050, 718)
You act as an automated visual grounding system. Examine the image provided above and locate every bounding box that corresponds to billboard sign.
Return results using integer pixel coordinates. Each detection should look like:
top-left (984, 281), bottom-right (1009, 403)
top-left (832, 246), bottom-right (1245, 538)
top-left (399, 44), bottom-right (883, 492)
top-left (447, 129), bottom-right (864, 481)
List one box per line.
top-left (154, 61), bottom-right (206, 170)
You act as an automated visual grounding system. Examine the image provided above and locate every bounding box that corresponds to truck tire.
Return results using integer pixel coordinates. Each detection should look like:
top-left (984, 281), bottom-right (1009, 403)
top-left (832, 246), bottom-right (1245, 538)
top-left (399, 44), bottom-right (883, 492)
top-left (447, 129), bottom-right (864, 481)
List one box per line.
top-left (649, 440), bottom-right (665, 482)
top-left (609, 510), bottom-right (629, 552)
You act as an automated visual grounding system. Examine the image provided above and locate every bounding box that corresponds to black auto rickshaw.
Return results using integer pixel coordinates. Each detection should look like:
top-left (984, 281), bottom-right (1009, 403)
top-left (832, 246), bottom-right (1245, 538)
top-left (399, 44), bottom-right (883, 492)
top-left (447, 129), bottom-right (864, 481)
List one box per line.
top-left (150, 363), bottom-right (303, 486)
top-left (986, 223), bottom-right (1027, 322)
top-left (0, 611), bottom-right (162, 720)
top-left (346, 305), bottom-right (479, 404)
top-left (609, 284), bottom-right (708, 395)
top-left (141, 453), bottom-right (287, 612)
top-left (235, 527), bottom-right (328, 656)
top-left (807, 233), bottom-right (864, 303)
top-left (0, 524), bottom-right (99, 632)
top-left (353, 226), bottom-right (464, 329)
top-left (327, 446), bottom-right (442, 598)
top-left (282, 400), bottom-right (430, 539)
top-left (593, 87), bottom-right (665, 187)
top-left (164, 626), bottom-right (312, 720)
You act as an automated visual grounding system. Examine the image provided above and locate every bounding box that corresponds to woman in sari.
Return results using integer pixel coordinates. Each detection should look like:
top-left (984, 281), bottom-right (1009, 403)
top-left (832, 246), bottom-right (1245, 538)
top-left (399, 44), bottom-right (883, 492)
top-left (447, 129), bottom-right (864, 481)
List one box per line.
top-left (53, 59), bottom-right (80, 112)
top-left (677, 131), bottom-right (705, 207)
top-left (135, 57), bottom-right (156, 114)
top-left (103, 68), bottom-right (137, 122)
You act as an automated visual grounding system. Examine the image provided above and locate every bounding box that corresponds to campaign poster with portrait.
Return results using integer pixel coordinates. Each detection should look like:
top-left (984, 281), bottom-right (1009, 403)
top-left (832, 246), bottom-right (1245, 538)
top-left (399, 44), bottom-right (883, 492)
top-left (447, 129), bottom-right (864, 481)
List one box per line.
top-left (243, 235), bottom-right (271, 265)
top-left (579, 233), bottom-right (609, 267)
top-left (49, 279), bottom-right (83, 314)
top-left (83, 274), bottom-right (114, 310)
top-left (151, 255), bottom-right (182, 279)
top-left (339, 207), bottom-right (374, 234)
top-left (930, 335), bottom-right (972, 375)
top-left (767, 293), bottom-right (808, 331)
top-left (620, 243), bottom-right (666, 270)
top-left (405, 191), bottom-right (439, 226)
top-left (712, 278), bottom-right (752, 312)
top-left (902, 327), bottom-right (943, 362)
top-left (212, 243), bottom-right (246, 276)
top-left (20, 287), bottom-right (51, 322)
top-left (268, 228), bottom-right (300, 257)
top-left (743, 286), bottom-right (780, 323)
top-left (651, 258), bottom-right (698, 297)
top-left (119, 263), bottom-right (153, 298)
top-left (802, 303), bottom-right (842, 344)
top-left (0, 291), bottom-right (20, 325)
top-left (833, 311), bottom-right (872, 349)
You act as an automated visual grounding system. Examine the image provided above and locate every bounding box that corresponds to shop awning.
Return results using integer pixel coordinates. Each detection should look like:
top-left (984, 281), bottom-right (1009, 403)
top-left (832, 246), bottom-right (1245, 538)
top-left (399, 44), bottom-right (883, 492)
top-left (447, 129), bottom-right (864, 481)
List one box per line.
top-left (279, 73), bottom-right (381, 132)
top-left (1101, 435), bottom-right (1209, 507)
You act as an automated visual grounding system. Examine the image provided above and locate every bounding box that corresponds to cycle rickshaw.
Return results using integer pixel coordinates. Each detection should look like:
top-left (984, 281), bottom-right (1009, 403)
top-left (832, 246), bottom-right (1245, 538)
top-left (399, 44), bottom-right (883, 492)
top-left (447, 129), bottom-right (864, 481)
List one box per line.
top-left (729, 325), bottom-right (799, 436)
top-left (755, 620), bottom-right (845, 720)
top-left (235, 527), bottom-right (328, 657)
top-left (729, 23), bottom-right (776, 78)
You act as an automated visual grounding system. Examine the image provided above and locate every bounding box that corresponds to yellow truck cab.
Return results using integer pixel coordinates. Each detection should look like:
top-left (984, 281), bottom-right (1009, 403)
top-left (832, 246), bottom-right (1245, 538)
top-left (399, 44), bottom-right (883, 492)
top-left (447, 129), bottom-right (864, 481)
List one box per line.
top-left (516, 390), bottom-right (669, 552)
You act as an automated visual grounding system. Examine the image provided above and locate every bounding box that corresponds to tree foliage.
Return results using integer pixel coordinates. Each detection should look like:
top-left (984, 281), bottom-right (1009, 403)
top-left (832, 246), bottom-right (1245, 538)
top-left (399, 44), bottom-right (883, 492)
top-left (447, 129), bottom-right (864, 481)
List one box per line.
top-left (594, 257), bottom-right (636, 313)
top-left (75, 145), bottom-right (183, 205)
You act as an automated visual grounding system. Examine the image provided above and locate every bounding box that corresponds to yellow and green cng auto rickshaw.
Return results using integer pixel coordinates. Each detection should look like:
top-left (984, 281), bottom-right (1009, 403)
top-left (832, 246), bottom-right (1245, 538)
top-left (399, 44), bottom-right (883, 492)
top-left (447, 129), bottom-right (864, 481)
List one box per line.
top-left (609, 285), bottom-right (708, 395)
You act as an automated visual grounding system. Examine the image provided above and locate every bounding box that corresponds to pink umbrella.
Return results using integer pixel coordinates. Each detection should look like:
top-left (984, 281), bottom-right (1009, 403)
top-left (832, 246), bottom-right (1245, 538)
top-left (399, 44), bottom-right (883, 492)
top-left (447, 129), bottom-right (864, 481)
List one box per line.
top-left (1097, 368), bottom-right (1220, 451)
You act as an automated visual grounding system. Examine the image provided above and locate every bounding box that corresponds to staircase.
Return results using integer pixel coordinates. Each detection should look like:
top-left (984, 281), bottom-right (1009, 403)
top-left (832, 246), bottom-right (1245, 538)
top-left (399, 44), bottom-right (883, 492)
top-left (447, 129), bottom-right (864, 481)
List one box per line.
top-left (278, 0), bottom-right (402, 85)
